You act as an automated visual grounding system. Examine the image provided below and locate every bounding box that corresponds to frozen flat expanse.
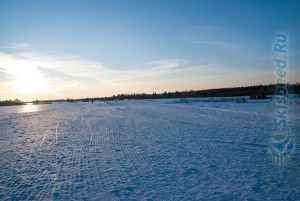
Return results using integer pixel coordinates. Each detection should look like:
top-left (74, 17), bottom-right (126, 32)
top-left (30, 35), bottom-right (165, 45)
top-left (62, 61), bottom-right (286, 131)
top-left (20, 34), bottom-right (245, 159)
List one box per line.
top-left (0, 99), bottom-right (300, 200)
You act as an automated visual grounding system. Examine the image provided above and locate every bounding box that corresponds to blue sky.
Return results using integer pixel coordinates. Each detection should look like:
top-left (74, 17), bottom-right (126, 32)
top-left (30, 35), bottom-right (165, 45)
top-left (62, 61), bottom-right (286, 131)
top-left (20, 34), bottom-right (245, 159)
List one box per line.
top-left (0, 0), bottom-right (299, 101)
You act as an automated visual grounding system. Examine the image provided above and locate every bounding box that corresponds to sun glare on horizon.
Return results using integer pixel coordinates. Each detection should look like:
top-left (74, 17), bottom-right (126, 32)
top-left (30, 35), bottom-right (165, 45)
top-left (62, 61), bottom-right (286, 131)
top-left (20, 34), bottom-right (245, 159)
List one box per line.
top-left (3, 60), bottom-right (48, 95)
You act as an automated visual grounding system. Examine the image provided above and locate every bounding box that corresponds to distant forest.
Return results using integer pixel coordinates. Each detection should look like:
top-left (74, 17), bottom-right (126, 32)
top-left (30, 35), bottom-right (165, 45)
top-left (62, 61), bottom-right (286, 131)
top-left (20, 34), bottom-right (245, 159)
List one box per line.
top-left (0, 99), bottom-right (25, 106)
top-left (1, 83), bottom-right (299, 106)
top-left (32, 83), bottom-right (300, 104)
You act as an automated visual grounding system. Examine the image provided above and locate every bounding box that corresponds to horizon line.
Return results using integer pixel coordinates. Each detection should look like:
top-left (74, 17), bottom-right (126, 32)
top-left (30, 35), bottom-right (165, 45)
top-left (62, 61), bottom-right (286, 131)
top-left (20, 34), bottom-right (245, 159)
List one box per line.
top-left (3, 82), bottom-right (299, 102)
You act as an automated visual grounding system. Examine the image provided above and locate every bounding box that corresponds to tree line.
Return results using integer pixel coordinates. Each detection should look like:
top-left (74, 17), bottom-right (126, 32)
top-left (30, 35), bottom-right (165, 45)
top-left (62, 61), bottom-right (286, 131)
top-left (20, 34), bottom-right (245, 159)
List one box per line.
top-left (1, 83), bottom-right (299, 106)
top-left (0, 99), bottom-right (25, 106)
top-left (31, 83), bottom-right (300, 104)
top-left (102, 83), bottom-right (300, 100)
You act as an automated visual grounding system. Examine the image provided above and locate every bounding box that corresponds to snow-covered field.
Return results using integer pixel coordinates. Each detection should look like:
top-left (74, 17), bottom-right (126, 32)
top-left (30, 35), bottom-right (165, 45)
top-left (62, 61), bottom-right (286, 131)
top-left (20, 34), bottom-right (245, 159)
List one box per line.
top-left (0, 99), bottom-right (299, 200)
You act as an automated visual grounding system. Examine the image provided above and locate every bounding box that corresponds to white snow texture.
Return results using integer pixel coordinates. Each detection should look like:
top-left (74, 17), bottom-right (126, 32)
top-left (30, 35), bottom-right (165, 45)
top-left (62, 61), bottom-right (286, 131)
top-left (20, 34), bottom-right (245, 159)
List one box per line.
top-left (0, 99), bottom-right (299, 200)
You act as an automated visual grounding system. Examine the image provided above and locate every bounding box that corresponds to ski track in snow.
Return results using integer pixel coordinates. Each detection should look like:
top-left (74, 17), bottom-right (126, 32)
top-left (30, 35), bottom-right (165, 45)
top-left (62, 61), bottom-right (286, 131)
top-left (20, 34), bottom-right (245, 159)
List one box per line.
top-left (0, 100), bottom-right (300, 200)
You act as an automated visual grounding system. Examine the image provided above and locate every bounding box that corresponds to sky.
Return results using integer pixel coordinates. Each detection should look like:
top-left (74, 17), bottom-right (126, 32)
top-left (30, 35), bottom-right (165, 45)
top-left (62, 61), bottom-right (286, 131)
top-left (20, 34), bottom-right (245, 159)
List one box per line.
top-left (0, 0), bottom-right (299, 101)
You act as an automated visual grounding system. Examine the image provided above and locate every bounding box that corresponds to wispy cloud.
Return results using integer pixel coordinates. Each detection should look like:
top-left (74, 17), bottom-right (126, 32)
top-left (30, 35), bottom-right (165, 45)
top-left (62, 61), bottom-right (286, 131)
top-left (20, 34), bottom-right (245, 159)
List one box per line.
top-left (0, 51), bottom-right (193, 99)
top-left (0, 43), bottom-right (29, 49)
top-left (0, 67), bottom-right (6, 72)
top-left (0, 49), bottom-right (269, 101)
top-left (178, 25), bottom-right (244, 54)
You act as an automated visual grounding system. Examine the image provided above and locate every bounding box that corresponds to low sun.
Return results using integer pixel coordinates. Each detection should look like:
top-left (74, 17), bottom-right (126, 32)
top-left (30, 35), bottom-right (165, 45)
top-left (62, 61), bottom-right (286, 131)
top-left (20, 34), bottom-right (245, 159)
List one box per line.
top-left (6, 60), bottom-right (47, 95)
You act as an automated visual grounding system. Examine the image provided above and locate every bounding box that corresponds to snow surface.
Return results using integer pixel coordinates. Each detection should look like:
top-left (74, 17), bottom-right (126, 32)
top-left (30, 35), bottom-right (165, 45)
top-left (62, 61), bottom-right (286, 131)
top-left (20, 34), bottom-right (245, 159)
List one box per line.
top-left (0, 99), bottom-right (300, 200)
top-left (0, 102), bottom-right (88, 116)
